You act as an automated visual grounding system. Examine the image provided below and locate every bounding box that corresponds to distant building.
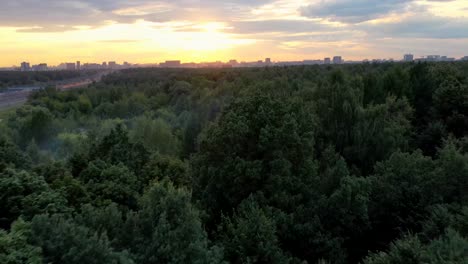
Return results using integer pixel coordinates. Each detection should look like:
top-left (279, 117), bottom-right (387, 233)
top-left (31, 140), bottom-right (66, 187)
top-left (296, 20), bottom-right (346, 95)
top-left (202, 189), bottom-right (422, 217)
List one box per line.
top-left (20, 62), bottom-right (30, 71)
top-left (403, 54), bottom-right (414, 62)
top-left (108, 61), bottom-right (117, 69)
top-left (65, 63), bottom-right (76, 70)
top-left (333, 56), bottom-right (343, 64)
top-left (32, 63), bottom-right (48, 71)
top-left (228, 59), bottom-right (238, 66)
top-left (265, 58), bottom-right (271, 64)
top-left (461, 56), bottom-right (468, 61)
top-left (420, 55), bottom-right (455, 62)
top-left (82, 63), bottom-right (102, 70)
top-left (160, 60), bottom-right (181, 68)
top-left (303, 60), bottom-right (322, 65)
top-left (76, 61), bottom-right (81, 70)
top-left (426, 55), bottom-right (441, 61)
top-left (102, 62), bottom-right (107, 68)
top-left (439, 56), bottom-right (454, 61)
top-left (324, 58), bottom-right (331, 64)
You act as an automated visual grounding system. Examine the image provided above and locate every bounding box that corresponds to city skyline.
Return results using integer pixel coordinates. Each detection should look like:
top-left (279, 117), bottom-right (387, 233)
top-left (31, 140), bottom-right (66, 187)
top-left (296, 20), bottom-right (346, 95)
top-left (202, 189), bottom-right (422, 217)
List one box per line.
top-left (10, 53), bottom-right (468, 72)
top-left (1, 0), bottom-right (468, 67)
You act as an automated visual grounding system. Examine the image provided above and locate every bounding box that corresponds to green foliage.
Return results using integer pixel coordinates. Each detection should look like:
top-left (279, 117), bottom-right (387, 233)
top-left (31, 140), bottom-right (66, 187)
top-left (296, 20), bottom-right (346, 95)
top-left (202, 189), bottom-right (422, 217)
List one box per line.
top-left (363, 235), bottom-right (426, 264)
top-left (363, 230), bottom-right (468, 264)
top-left (128, 180), bottom-right (224, 263)
top-left (2, 64), bottom-right (468, 263)
top-left (0, 168), bottom-right (68, 228)
top-left (29, 214), bottom-right (133, 264)
top-left (219, 197), bottom-right (292, 264)
top-left (56, 132), bottom-right (88, 158)
top-left (0, 137), bottom-right (30, 170)
top-left (0, 219), bottom-right (42, 264)
top-left (79, 160), bottom-right (138, 208)
top-left (130, 116), bottom-right (181, 156)
top-left (89, 124), bottom-right (150, 174)
top-left (8, 105), bottom-right (57, 146)
top-left (142, 154), bottom-right (189, 187)
top-left (192, 90), bottom-right (317, 217)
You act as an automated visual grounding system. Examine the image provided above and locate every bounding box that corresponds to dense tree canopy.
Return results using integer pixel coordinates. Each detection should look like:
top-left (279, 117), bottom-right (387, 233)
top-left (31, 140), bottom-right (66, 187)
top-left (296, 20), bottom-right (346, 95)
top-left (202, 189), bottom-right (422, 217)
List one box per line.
top-left (0, 62), bottom-right (468, 263)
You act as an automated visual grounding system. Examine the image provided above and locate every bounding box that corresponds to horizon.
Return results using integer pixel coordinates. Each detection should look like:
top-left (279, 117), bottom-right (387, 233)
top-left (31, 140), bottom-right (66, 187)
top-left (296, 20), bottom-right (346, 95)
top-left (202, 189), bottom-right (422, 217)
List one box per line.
top-left (4, 54), bottom-right (468, 69)
top-left (1, 0), bottom-right (468, 67)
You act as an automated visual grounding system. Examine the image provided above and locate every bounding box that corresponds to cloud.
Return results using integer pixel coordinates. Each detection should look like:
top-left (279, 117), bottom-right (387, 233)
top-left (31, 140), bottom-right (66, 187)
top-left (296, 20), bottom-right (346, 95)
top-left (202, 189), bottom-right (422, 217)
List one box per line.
top-left (300, 0), bottom-right (413, 23)
top-left (359, 13), bottom-right (468, 39)
top-left (229, 19), bottom-right (337, 34)
top-left (1, 0), bottom-right (468, 62)
top-left (0, 0), bottom-right (275, 31)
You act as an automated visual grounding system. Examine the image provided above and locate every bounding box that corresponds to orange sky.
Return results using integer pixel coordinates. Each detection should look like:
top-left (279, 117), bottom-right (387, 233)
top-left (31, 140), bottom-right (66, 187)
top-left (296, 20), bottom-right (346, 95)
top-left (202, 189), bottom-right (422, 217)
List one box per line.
top-left (1, 0), bottom-right (468, 67)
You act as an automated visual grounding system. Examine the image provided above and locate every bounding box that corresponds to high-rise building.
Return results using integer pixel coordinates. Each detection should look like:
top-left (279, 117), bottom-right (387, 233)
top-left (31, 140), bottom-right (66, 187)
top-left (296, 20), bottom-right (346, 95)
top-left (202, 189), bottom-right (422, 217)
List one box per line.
top-left (427, 55), bottom-right (441, 61)
top-left (160, 60), bottom-right (181, 68)
top-left (461, 56), bottom-right (468, 61)
top-left (265, 58), bottom-right (271, 64)
top-left (403, 54), bottom-right (414, 62)
top-left (20, 62), bottom-right (30, 71)
top-left (333, 56), bottom-right (343, 64)
top-left (76, 61), bottom-right (81, 70)
top-left (82, 63), bottom-right (102, 70)
top-left (102, 62), bottom-right (107, 68)
top-left (108, 61), bottom-right (117, 69)
top-left (324, 58), bottom-right (331, 64)
top-left (66, 63), bottom-right (76, 70)
top-left (32, 63), bottom-right (48, 71)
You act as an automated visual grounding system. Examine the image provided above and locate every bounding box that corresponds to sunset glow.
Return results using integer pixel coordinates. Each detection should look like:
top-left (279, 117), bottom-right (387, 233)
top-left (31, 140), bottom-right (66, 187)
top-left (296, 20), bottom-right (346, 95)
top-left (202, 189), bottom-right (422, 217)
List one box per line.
top-left (1, 0), bottom-right (468, 66)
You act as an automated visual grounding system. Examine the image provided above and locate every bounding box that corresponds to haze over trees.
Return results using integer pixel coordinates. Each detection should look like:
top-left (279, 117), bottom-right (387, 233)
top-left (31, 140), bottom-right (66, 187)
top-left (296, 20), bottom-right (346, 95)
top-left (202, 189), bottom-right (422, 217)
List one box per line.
top-left (0, 70), bottom-right (98, 90)
top-left (1, 62), bottom-right (468, 263)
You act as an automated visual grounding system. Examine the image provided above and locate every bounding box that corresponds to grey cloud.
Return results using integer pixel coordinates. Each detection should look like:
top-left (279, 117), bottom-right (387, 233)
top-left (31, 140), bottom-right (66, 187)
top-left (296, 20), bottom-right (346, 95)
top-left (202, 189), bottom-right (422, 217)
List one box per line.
top-left (0, 0), bottom-right (274, 31)
top-left (228, 19), bottom-right (339, 34)
top-left (299, 0), bottom-right (462, 24)
top-left (359, 14), bottom-right (468, 39)
top-left (300, 0), bottom-right (412, 23)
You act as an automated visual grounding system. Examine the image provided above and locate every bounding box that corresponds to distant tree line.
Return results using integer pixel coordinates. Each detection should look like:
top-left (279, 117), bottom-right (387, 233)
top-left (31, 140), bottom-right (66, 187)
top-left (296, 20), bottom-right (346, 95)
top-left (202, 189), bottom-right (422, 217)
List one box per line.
top-left (1, 62), bottom-right (468, 263)
top-left (0, 70), bottom-right (100, 89)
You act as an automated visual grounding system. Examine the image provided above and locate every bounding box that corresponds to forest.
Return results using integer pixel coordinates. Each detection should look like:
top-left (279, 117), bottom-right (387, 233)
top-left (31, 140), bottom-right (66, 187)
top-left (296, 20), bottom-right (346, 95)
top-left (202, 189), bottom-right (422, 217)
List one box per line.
top-left (0, 62), bottom-right (467, 263)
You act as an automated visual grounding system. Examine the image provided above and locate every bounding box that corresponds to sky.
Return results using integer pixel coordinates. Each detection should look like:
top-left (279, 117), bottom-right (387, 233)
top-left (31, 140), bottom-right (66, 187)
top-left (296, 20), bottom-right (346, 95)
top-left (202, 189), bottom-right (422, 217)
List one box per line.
top-left (1, 0), bottom-right (468, 66)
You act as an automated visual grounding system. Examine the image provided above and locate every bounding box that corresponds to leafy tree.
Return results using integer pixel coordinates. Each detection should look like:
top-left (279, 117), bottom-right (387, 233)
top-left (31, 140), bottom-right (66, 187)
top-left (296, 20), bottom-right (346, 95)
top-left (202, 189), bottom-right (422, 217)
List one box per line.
top-left (363, 230), bottom-right (468, 264)
top-left (130, 116), bottom-right (181, 156)
top-left (34, 161), bottom-right (90, 208)
top-left (192, 90), bottom-right (317, 219)
top-left (142, 154), bottom-right (189, 188)
top-left (0, 219), bottom-right (42, 264)
top-left (79, 160), bottom-right (138, 208)
top-left (29, 214), bottom-right (133, 264)
top-left (433, 78), bottom-right (468, 137)
top-left (89, 124), bottom-right (150, 174)
top-left (219, 197), bottom-right (292, 264)
top-left (435, 140), bottom-right (468, 205)
top-left (128, 180), bottom-right (224, 263)
top-left (362, 235), bottom-right (426, 264)
top-left (0, 168), bottom-right (68, 228)
top-left (8, 106), bottom-right (56, 146)
top-left (369, 151), bottom-right (440, 247)
top-left (0, 137), bottom-right (30, 170)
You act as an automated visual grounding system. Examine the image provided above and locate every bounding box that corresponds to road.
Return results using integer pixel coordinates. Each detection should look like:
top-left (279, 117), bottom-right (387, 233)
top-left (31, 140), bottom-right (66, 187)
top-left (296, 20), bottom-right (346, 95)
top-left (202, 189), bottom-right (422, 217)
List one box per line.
top-left (0, 71), bottom-right (111, 111)
top-left (0, 90), bottom-right (29, 110)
